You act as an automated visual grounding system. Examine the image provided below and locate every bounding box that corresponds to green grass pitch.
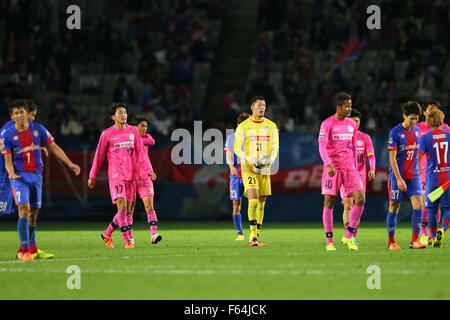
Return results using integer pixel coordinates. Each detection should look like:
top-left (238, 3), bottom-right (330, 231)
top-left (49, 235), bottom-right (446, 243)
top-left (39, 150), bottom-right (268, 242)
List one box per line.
top-left (0, 222), bottom-right (448, 300)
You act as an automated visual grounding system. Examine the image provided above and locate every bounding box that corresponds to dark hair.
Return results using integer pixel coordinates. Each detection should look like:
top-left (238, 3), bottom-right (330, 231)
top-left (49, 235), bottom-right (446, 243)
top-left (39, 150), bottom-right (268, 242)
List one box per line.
top-left (130, 114), bottom-right (148, 126)
top-left (402, 101), bottom-right (422, 116)
top-left (109, 102), bottom-right (127, 116)
top-left (9, 99), bottom-right (27, 113)
top-left (24, 99), bottom-right (37, 112)
top-left (249, 96), bottom-right (267, 106)
top-left (333, 92), bottom-right (352, 108)
top-left (350, 109), bottom-right (361, 119)
top-left (237, 112), bottom-right (250, 125)
top-left (422, 100), bottom-right (441, 110)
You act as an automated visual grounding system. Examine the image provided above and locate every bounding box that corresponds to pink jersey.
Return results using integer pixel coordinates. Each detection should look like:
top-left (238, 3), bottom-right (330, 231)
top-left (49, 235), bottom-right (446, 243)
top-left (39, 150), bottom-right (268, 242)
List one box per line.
top-left (318, 114), bottom-right (358, 171)
top-left (140, 133), bottom-right (155, 174)
top-left (354, 130), bottom-right (375, 178)
top-left (89, 125), bottom-right (149, 181)
top-left (417, 121), bottom-right (450, 182)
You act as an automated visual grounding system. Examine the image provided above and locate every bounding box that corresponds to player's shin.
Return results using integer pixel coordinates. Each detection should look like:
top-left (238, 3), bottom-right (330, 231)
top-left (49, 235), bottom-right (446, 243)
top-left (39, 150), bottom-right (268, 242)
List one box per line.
top-left (256, 201), bottom-right (265, 235)
top-left (442, 207), bottom-right (450, 233)
top-left (147, 210), bottom-right (158, 236)
top-left (28, 225), bottom-right (37, 254)
top-left (116, 209), bottom-right (129, 243)
top-left (322, 207), bottom-right (334, 245)
top-left (428, 207), bottom-right (438, 239)
top-left (386, 211), bottom-right (398, 245)
top-left (411, 209), bottom-right (422, 242)
top-left (421, 207), bottom-right (429, 236)
top-left (345, 205), bottom-right (364, 239)
top-left (248, 199), bottom-right (259, 240)
top-left (17, 218), bottom-right (30, 252)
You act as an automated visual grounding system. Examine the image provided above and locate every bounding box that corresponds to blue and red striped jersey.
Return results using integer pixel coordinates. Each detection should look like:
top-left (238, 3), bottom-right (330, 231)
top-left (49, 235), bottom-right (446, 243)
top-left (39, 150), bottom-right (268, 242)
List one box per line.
top-left (0, 120), bottom-right (15, 175)
top-left (388, 123), bottom-right (420, 180)
top-left (418, 129), bottom-right (450, 187)
top-left (1, 122), bottom-right (54, 174)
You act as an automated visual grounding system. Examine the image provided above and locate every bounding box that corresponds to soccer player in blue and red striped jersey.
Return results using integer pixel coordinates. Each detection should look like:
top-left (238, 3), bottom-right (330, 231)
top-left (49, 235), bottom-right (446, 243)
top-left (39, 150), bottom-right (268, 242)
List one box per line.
top-left (2, 100), bottom-right (80, 260)
top-left (386, 101), bottom-right (426, 250)
top-left (418, 108), bottom-right (450, 248)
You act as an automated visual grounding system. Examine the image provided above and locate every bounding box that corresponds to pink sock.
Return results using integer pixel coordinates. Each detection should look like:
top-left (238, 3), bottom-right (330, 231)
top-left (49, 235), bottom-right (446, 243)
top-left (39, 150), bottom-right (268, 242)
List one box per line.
top-left (147, 210), bottom-right (158, 236)
top-left (127, 214), bottom-right (134, 239)
top-left (345, 205), bottom-right (364, 238)
top-left (116, 209), bottom-right (129, 243)
top-left (322, 207), bottom-right (334, 245)
top-left (421, 207), bottom-right (428, 236)
top-left (105, 213), bottom-right (120, 237)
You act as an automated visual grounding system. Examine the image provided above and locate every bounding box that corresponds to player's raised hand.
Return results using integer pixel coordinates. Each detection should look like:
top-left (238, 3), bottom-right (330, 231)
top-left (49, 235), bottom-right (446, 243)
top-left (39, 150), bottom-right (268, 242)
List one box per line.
top-left (88, 179), bottom-right (95, 189)
top-left (149, 172), bottom-right (157, 181)
top-left (326, 165), bottom-right (336, 177)
top-left (397, 178), bottom-right (407, 192)
top-left (368, 170), bottom-right (375, 181)
top-left (70, 163), bottom-right (81, 176)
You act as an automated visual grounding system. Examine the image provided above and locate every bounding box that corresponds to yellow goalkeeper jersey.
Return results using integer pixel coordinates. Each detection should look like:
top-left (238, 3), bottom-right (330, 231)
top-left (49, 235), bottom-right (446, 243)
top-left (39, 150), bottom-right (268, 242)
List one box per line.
top-left (234, 116), bottom-right (279, 174)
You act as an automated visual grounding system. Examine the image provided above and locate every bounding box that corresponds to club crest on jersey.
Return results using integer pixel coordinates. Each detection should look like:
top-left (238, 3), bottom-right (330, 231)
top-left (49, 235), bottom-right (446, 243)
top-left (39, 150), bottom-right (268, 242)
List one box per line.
top-left (33, 130), bottom-right (39, 137)
top-left (347, 126), bottom-right (354, 132)
top-left (13, 136), bottom-right (18, 141)
top-left (263, 125), bottom-right (269, 131)
top-left (357, 140), bottom-right (363, 146)
top-left (129, 134), bottom-right (134, 140)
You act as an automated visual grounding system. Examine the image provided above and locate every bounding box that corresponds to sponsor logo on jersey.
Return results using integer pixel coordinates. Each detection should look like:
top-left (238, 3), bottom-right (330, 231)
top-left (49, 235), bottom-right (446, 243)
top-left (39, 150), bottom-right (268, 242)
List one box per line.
top-left (249, 136), bottom-right (270, 141)
top-left (333, 133), bottom-right (353, 140)
top-left (14, 143), bottom-right (41, 154)
top-left (388, 137), bottom-right (393, 144)
top-left (114, 141), bottom-right (135, 149)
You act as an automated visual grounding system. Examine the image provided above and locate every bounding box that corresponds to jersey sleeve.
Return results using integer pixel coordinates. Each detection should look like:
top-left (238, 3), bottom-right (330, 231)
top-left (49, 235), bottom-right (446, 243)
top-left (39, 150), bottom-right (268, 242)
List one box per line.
top-left (234, 125), bottom-right (246, 160)
top-left (1, 130), bottom-right (12, 155)
top-left (89, 130), bottom-right (108, 180)
top-left (318, 120), bottom-right (331, 166)
top-left (224, 134), bottom-right (233, 152)
top-left (418, 135), bottom-right (428, 155)
top-left (37, 124), bottom-right (55, 146)
top-left (143, 133), bottom-right (155, 146)
top-left (387, 129), bottom-right (398, 151)
top-left (269, 122), bottom-right (279, 161)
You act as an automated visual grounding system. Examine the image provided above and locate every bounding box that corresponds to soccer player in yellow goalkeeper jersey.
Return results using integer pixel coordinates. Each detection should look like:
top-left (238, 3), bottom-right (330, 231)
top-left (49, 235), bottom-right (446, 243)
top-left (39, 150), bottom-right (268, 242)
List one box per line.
top-left (234, 96), bottom-right (279, 246)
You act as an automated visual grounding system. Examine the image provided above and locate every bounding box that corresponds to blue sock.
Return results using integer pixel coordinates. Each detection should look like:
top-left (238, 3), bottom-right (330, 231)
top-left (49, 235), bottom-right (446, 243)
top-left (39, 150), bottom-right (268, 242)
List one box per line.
top-left (29, 225), bottom-right (36, 248)
top-left (442, 207), bottom-right (450, 232)
top-left (428, 207), bottom-right (438, 238)
top-left (412, 209), bottom-right (422, 240)
top-left (233, 214), bottom-right (243, 234)
top-left (386, 211), bottom-right (398, 243)
top-left (17, 218), bottom-right (30, 251)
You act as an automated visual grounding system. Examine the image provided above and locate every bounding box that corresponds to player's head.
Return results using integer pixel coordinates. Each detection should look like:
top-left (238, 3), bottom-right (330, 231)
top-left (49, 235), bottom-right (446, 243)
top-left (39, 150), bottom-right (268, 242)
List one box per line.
top-left (333, 92), bottom-right (352, 117)
top-left (425, 108), bottom-right (445, 129)
top-left (24, 99), bottom-right (38, 122)
top-left (236, 112), bottom-right (250, 126)
top-left (130, 114), bottom-right (148, 136)
top-left (349, 109), bottom-right (361, 129)
top-left (9, 99), bottom-right (28, 126)
top-left (402, 101), bottom-right (421, 128)
top-left (249, 96), bottom-right (266, 118)
top-left (422, 100), bottom-right (441, 118)
top-left (109, 102), bottom-right (127, 125)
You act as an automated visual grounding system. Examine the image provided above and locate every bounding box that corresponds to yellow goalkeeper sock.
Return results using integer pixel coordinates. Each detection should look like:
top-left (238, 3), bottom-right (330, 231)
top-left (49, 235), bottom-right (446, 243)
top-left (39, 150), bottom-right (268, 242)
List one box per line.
top-left (248, 199), bottom-right (259, 240)
top-left (256, 200), bottom-right (266, 234)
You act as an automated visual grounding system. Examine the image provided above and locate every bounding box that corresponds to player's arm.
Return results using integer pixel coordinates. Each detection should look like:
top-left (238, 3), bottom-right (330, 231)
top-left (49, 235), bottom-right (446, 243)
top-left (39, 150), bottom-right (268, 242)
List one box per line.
top-left (88, 131), bottom-right (108, 188)
top-left (47, 142), bottom-right (81, 176)
top-left (225, 149), bottom-right (238, 176)
top-left (3, 153), bottom-right (20, 179)
top-left (366, 136), bottom-right (376, 181)
top-left (388, 149), bottom-right (406, 192)
top-left (234, 125), bottom-right (257, 165)
top-left (318, 121), bottom-right (335, 177)
top-left (269, 125), bottom-right (279, 166)
top-left (144, 133), bottom-right (156, 146)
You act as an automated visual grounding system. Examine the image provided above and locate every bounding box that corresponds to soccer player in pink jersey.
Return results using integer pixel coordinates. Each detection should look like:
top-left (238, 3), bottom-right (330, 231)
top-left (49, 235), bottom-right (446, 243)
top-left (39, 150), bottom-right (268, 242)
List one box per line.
top-left (416, 100), bottom-right (450, 244)
top-left (318, 92), bottom-right (365, 251)
top-left (88, 103), bottom-right (151, 249)
top-left (339, 109), bottom-right (376, 246)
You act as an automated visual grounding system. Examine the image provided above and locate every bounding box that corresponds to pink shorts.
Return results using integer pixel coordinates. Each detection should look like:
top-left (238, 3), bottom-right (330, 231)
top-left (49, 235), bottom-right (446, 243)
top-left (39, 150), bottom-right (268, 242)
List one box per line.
top-left (109, 179), bottom-right (136, 204)
top-left (135, 178), bottom-right (154, 199)
top-left (340, 177), bottom-right (366, 200)
top-left (322, 168), bottom-right (363, 197)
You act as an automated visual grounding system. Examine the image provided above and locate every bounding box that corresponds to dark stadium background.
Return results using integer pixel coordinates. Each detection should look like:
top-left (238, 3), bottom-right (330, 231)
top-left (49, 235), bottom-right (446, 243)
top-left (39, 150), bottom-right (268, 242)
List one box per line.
top-left (0, 0), bottom-right (449, 223)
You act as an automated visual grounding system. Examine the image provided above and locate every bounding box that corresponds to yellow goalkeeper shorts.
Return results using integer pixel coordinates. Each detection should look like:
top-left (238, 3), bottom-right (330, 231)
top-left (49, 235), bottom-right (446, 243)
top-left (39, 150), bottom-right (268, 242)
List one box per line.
top-left (242, 169), bottom-right (272, 197)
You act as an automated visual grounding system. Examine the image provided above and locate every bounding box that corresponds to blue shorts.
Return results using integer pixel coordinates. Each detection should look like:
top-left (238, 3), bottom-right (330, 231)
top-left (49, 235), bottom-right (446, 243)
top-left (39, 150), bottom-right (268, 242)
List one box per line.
top-left (0, 172), bottom-right (16, 214)
top-left (10, 172), bottom-right (43, 209)
top-left (425, 183), bottom-right (450, 208)
top-left (230, 177), bottom-right (244, 201)
top-left (388, 177), bottom-right (422, 202)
